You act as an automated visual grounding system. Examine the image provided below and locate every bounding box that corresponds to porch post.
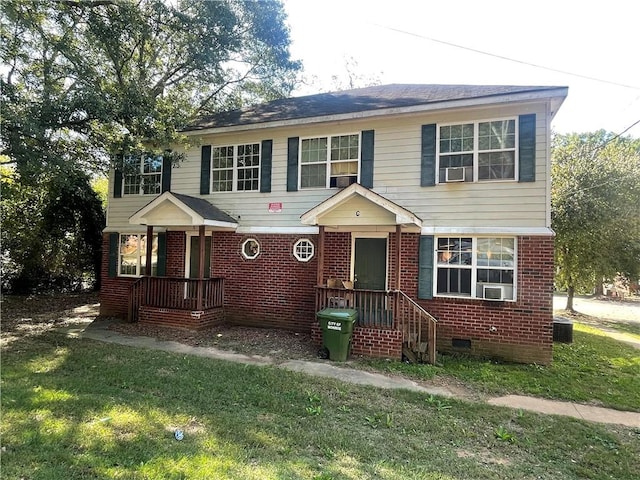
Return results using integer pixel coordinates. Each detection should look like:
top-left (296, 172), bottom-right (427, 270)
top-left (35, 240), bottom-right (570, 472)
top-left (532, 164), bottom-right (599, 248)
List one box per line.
top-left (316, 226), bottom-right (325, 312)
top-left (197, 224), bottom-right (205, 310)
top-left (145, 225), bottom-right (154, 276)
top-left (317, 226), bottom-right (325, 286)
top-left (395, 225), bottom-right (402, 290)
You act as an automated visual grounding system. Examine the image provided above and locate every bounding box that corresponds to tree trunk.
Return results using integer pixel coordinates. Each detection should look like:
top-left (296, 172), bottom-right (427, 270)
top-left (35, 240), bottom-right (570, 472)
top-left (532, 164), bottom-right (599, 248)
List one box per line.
top-left (594, 277), bottom-right (604, 297)
top-left (565, 285), bottom-right (575, 312)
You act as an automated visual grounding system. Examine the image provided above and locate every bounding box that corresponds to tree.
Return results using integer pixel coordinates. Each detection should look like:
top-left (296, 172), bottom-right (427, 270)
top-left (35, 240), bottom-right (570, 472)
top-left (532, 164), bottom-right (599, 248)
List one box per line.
top-left (0, 0), bottom-right (300, 292)
top-left (551, 131), bottom-right (640, 311)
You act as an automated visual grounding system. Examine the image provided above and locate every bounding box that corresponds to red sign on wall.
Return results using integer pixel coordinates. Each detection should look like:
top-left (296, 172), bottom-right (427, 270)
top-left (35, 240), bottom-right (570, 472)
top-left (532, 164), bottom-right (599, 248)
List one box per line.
top-left (268, 202), bottom-right (283, 213)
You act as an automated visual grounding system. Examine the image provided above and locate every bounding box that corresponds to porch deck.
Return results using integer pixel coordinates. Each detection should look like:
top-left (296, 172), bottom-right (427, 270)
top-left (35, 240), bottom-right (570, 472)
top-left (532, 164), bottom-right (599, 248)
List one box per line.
top-left (126, 278), bottom-right (437, 363)
top-left (316, 286), bottom-right (437, 364)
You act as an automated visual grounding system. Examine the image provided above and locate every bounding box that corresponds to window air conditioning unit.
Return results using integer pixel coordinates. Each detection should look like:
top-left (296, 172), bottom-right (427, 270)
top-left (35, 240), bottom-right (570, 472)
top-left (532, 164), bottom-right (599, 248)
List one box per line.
top-left (335, 176), bottom-right (351, 188)
top-left (445, 167), bottom-right (465, 182)
top-left (483, 285), bottom-right (505, 301)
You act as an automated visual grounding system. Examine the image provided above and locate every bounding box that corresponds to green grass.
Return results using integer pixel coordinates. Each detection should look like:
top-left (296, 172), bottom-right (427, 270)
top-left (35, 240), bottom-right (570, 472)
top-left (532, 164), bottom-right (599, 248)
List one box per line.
top-left (362, 323), bottom-right (640, 412)
top-left (2, 332), bottom-right (640, 479)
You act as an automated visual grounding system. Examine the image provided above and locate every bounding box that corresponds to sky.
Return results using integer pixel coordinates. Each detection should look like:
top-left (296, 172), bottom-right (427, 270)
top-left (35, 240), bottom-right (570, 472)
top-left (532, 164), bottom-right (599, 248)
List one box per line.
top-left (283, 0), bottom-right (640, 137)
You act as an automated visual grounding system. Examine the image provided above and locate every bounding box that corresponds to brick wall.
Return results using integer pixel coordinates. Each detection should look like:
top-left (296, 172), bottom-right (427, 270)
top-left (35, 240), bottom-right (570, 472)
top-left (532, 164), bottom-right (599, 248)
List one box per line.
top-left (100, 231), bottom-right (187, 318)
top-left (212, 232), bottom-right (318, 332)
top-left (322, 232), bottom-right (351, 282)
top-left (139, 306), bottom-right (225, 330)
top-left (100, 233), bottom-right (134, 317)
top-left (100, 230), bottom-right (554, 364)
top-left (401, 234), bottom-right (554, 365)
top-left (166, 231), bottom-right (186, 277)
top-left (311, 323), bottom-right (403, 359)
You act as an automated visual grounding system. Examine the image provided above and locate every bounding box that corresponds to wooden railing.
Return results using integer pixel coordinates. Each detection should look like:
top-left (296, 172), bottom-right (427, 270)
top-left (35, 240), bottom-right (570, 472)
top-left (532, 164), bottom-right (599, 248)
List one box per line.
top-left (396, 290), bottom-right (438, 365)
top-left (316, 286), bottom-right (437, 364)
top-left (128, 277), bottom-right (224, 322)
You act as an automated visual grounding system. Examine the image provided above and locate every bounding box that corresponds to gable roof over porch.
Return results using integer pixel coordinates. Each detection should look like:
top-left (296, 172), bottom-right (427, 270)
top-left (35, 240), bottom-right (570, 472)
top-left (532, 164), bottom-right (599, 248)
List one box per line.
top-left (300, 183), bottom-right (422, 230)
top-left (129, 191), bottom-right (238, 229)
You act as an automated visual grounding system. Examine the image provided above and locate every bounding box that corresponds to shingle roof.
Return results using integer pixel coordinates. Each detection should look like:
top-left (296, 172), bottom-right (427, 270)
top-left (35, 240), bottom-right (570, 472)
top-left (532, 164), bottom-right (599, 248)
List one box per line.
top-left (171, 192), bottom-right (237, 224)
top-left (184, 84), bottom-right (566, 131)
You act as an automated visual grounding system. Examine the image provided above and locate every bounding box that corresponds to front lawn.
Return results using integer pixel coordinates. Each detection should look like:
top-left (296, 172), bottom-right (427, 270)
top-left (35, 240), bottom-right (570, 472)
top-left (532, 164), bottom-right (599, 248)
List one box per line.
top-left (2, 331), bottom-right (639, 480)
top-left (363, 323), bottom-right (640, 412)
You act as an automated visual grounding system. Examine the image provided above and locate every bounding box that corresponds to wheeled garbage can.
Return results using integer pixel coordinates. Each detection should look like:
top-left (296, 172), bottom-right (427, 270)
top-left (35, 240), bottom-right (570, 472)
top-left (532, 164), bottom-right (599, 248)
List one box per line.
top-left (316, 308), bottom-right (358, 361)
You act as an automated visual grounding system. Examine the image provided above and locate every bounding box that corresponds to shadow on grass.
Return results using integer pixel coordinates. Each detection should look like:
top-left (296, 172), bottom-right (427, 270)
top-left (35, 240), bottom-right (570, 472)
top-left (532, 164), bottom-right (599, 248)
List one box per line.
top-left (362, 327), bottom-right (640, 412)
top-left (4, 332), bottom-right (640, 480)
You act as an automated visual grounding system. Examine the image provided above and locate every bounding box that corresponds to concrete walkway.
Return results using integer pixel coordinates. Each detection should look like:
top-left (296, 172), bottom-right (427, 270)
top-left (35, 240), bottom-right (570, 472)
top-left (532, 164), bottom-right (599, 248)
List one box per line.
top-left (56, 319), bottom-right (640, 429)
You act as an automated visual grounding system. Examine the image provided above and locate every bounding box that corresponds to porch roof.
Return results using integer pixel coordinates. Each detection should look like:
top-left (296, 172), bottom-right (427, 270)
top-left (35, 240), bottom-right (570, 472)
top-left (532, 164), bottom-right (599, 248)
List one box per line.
top-left (129, 192), bottom-right (238, 229)
top-left (300, 183), bottom-right (422, 229)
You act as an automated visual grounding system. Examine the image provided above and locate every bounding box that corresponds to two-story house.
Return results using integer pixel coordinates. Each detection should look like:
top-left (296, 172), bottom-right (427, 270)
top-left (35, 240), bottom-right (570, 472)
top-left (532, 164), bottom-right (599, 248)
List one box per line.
top-left (100, 84), bottom-right (568, 365)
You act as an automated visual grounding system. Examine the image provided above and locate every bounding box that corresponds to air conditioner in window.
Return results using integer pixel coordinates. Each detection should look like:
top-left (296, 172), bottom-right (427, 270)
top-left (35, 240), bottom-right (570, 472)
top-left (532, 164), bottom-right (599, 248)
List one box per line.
top-left (483, 285), bottom-right (505, 301)
top-left (445, 167), bottom-right (465, 182)
top-left (335, 176), bottom-right (352, 188)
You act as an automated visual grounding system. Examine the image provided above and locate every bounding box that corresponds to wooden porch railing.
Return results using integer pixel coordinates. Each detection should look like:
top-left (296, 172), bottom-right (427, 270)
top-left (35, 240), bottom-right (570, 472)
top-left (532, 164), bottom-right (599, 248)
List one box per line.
top-left (316, 286), bottom-right (437, 364)
top-left (128, 277), bottom-right (224, 322)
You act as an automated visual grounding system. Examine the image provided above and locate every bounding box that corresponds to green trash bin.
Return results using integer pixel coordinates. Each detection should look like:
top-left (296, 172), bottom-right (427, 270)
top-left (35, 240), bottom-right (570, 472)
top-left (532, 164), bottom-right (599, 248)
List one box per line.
top-left (317, 308), bottom-right (358, 361)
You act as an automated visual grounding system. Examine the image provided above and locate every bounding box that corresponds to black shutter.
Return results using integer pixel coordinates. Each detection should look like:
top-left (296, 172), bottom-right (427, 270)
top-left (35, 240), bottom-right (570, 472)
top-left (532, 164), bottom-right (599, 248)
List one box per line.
top-left (421, 124), bottom-right (437, 187)
top-left (161, 155), bottom-right (172, 192)
top-left (518, 114), bottom-right (536, 182)
top-left (157, 232), bottom-right (167, 276)
top-left (360, 130), bottom-right (375, 188)
top-left (260, 139), bottom-right (273, 193)
top-left (418, 235), bottom-right (434, 299)
top-left (200, 145), bottom-right (211, 194)
top-left (113, 154), bottom-right (123, 198)
top-left (108, 233), bottom-right (119, 277)
top-left (287, 137), bottom-right (299, 192)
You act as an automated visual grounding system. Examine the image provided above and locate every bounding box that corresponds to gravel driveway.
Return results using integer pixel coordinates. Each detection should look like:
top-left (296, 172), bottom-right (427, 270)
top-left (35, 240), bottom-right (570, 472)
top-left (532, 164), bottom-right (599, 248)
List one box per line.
top-left (553, 294), bottom-right (640, 323)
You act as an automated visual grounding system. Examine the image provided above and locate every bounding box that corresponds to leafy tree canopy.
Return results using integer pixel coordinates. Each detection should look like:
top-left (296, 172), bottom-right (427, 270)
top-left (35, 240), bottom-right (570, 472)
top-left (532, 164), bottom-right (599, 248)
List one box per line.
top-left (0, 0), bottom-right (300, 292)
top-left (1, 0), bottom-right (301, 176)
top-left (551, 130), bottom-right (640, 309)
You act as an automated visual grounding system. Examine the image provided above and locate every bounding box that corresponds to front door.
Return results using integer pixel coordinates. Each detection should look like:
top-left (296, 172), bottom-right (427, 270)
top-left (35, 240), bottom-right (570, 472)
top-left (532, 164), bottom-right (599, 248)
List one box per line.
top-left (354, 237), bottom-right (387, 290)
top-left (187, 235), bottom-right (212, 278)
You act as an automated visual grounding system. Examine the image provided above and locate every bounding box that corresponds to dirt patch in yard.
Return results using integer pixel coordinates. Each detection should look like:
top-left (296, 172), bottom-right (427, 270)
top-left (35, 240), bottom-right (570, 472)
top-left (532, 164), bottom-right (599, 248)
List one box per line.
top-left (108, 322), bottom-right (322, 361)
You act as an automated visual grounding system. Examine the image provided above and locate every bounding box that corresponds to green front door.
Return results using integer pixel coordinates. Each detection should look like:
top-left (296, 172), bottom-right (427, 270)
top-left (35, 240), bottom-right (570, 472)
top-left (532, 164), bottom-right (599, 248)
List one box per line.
top-left (354, 237), bottom-right (387, 290)
top-left (188, 236), bottom-right (211, 278)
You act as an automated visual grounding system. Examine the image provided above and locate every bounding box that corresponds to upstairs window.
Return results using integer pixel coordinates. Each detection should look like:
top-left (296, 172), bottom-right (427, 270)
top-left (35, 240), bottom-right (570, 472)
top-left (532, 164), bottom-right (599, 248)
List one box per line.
top-left (212, 143), bottom-right (260, 192)
top-left (123, 155), bottom-right (162, 195)
top-left (438, 119), bottom-right (517, 183)
top-left (300, 134), bottom-right (359, 189)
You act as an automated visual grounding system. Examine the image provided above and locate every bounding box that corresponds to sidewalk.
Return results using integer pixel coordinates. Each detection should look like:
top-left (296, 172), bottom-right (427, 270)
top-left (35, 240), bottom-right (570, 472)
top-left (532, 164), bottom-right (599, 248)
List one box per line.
top-left (57, 318), bottom-right (640, 429)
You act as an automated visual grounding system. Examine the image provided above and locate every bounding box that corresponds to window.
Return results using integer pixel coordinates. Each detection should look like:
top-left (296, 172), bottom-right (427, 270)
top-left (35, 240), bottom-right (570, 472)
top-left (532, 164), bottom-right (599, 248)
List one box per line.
top-left (300, 134), bottom-right (359, 188)
top-left (293, 239), bottom-right (314, 262)
top-left (212, 143), bottom-right (260, 192)
top-left (438, 119), bottom-right (516, 183)
top-left (123, 155), bottom-right (163, 195)
top-left (119, 234), bottom-right (158, 276)
top-left (436, 237), bottom-right (515, 300)
top-left (242, 238), bottom-right (260, 259)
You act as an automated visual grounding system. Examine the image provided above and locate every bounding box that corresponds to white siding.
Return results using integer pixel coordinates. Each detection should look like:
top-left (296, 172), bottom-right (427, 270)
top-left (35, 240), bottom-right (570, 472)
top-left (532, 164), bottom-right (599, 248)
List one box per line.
top-left (106, 101), bottom-right (551, 232)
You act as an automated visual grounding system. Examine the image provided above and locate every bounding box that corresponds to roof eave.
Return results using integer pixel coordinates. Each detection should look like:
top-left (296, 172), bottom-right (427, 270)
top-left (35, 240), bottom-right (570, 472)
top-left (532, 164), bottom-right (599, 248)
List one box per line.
top-left (183, 87), bottom-right (569, 136)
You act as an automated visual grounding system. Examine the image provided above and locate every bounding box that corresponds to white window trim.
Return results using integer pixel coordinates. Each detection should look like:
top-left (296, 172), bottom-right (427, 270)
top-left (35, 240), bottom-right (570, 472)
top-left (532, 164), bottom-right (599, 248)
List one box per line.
top-left (122, 155), bottom-right (163, 196)
top-left (210, 143), bottom-right (261, 193)
top-left (118, 233), bottom-right (157, 277)
top-left (298, 132), bottom-right (361, 190)
top-left (293, 238), bottom-right (315, 262)
top-left (241, 238), bottom-right (260, 260)
top-left (436, 117), bottom-right (519, 184)
top-left (433, 236), bottom-right (518, 301)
